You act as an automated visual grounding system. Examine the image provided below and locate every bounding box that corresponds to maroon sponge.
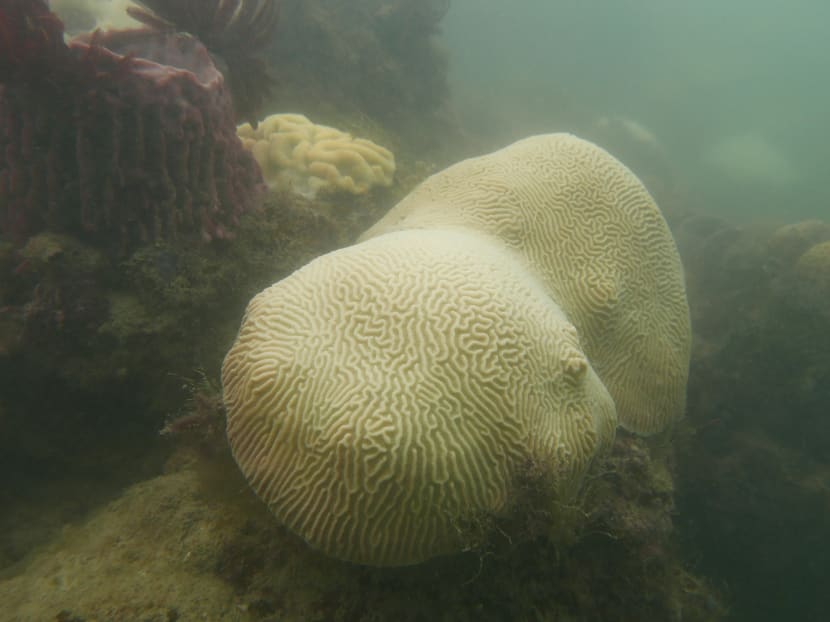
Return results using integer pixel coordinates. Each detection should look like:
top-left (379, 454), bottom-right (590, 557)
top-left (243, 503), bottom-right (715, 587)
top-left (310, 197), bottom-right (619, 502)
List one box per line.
top-left (0, 0), bottom-right (263, 249)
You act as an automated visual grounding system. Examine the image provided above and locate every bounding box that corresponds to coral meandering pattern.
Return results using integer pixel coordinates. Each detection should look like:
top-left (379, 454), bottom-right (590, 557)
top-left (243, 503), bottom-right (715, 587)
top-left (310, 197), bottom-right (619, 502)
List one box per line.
top-left (222, 134), bottom-right (690, 565)
top-left (223, 229), bottom-right (617, 565)
top-left (362, 133), bottom-right (690, 435)
top-left (238, 113), bottom-right (396, 198)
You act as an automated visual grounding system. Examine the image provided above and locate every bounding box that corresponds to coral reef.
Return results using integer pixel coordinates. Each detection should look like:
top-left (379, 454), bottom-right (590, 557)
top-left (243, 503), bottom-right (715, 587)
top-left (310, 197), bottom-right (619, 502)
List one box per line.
top-left (0, 108), bottom-right (418, 596)
top-left (238, 113), bottom-right (396, 197)
top-left (224, 228), bottom-right (616, 565)
top-left (0, 3), bottom-right (731, 618)
top-left (0, 0), bottom-right (262, 249)
top-left (221, 134), bottom-right (690, 565)
top-left (673, 215), bottom-right (830, 621)
top-left (0, 191), bottom-right (352, 463)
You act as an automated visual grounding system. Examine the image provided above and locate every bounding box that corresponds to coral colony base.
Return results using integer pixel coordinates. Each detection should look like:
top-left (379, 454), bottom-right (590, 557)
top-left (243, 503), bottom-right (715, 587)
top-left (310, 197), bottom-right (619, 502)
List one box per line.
top-left (0, 4), bottom-right (750, 620)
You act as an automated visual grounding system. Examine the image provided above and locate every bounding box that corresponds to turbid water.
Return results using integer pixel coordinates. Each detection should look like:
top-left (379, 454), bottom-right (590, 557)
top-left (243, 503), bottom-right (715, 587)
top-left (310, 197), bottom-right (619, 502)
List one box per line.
top-left (443, 0), bottom-right (830, 222)
top-left (1, 2), bottom-right (828, 622)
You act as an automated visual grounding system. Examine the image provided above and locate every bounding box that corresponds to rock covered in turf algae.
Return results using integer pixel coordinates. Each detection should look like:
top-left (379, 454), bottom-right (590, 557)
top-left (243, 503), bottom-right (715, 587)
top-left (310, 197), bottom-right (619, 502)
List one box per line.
top-left (221, 133), bottom-right (691, 566)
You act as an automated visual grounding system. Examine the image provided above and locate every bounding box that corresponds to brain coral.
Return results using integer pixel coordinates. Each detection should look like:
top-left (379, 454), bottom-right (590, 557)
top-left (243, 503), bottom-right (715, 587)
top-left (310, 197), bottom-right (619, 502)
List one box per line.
top-left (222, 228), bottom-right (617, 566)
top-left (237, 113), bottom-right (395, 198)
top-left (361, 133), bottom-right (690, 435)
top-left (222, 133), bottom-right (690, 566)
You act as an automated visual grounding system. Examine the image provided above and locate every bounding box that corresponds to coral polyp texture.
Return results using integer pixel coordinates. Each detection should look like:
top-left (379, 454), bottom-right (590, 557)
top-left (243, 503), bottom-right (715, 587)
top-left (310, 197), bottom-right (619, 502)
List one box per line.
top-left (237, 113), bottom-right (396, 198)
top-left (0, 0), bottom-right (263, 248)
top-left (362, 133), bottom-right (691, 435)
top-left (221, 133), bottom-right (690, 566)
top-left (223, 229), bottom-right (617, 566)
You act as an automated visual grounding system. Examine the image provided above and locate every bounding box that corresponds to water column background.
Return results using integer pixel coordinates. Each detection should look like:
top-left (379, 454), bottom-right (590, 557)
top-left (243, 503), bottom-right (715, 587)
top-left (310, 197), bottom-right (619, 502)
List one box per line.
top-left (442, 0), bottom-right (830, 221)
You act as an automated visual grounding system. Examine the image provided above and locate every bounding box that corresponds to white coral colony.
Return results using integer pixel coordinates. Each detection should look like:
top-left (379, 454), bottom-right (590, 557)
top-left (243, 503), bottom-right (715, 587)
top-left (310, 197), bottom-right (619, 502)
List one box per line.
top-left (221, 134), bottom-right (691, 566)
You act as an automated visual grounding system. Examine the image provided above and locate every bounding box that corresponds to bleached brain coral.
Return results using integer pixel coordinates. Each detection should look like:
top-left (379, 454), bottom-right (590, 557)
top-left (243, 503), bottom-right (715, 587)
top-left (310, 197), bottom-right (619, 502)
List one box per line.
top-left (222, 133), bottom-right (690, 565)
top-left (222, 229), bottom-right (617, 566)
top-left (237, 113), bottom-right (396, 198)
top-left (362, 134), bottom-right (690, 435)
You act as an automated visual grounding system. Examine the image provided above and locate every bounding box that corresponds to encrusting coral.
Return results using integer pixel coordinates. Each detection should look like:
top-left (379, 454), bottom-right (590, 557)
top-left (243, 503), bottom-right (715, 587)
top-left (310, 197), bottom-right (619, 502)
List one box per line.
top-left (237, 113), bottom-right (396, 198)
top-left (221, 133), bottom-right (690, 566)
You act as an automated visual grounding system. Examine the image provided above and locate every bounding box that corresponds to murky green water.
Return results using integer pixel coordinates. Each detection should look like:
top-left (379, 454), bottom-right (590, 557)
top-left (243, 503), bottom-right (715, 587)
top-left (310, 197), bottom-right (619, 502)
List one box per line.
top-left (444, 0), bottom-right (830, 222)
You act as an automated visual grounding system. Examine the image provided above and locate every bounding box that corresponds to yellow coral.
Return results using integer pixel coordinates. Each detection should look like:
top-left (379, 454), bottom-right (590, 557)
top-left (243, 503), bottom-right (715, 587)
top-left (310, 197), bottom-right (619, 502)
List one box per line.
top-left (238, 113), bottom-right (395, 198)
